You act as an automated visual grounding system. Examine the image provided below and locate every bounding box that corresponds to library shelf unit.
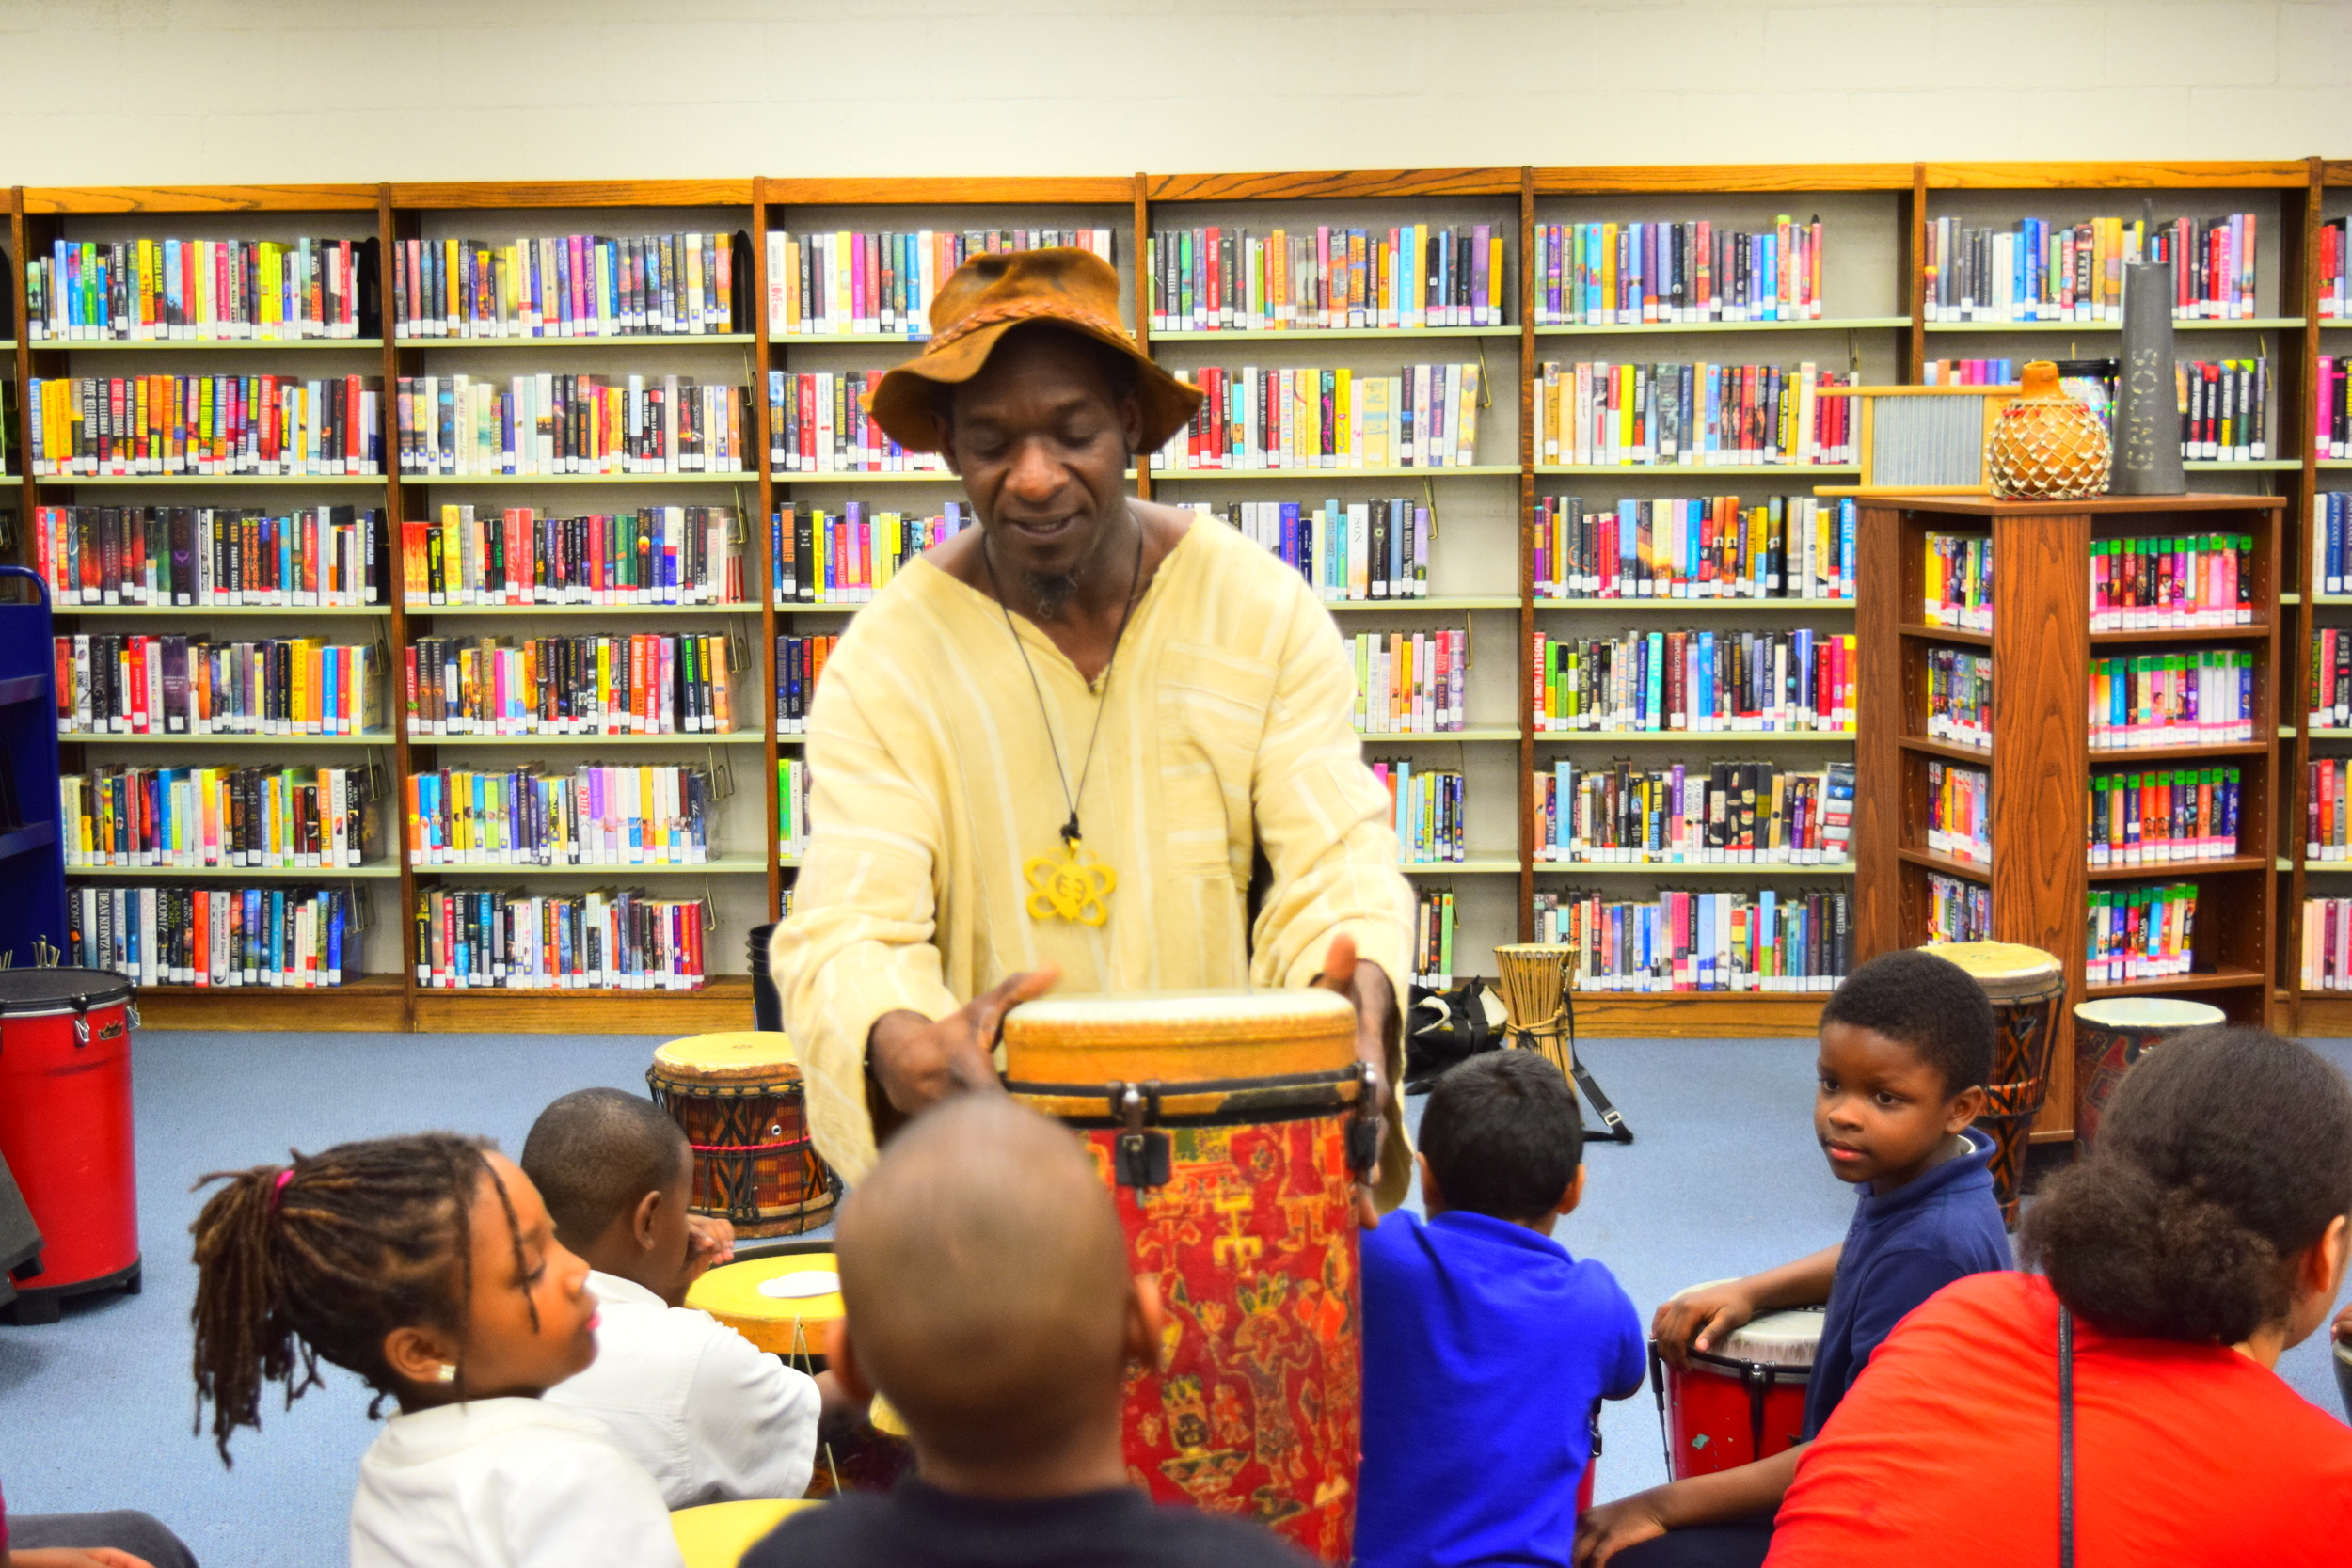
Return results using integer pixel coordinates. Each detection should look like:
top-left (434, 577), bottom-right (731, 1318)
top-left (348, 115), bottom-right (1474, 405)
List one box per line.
top-left (1854, 494), bottom-right (2286, 1140)
top-left (5, 162), bottom-right (2350, 1038)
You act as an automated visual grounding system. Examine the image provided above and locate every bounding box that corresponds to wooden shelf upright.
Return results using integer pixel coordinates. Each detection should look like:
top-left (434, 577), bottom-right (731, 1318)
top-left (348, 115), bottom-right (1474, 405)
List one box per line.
top-left (1855, 493), bottom-right (2285, 1137)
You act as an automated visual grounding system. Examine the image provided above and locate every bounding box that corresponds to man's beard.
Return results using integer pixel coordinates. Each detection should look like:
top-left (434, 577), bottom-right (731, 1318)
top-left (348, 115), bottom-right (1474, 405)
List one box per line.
top-left (1024, 568), bottom-right (1081, 622)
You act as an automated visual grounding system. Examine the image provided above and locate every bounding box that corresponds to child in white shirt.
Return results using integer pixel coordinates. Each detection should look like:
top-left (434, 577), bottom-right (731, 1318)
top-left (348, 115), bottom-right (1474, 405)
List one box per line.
top-left (189, 1132), bottom-right (682, 1568)
top-left (523, 1087), bottom-right (837, 1507)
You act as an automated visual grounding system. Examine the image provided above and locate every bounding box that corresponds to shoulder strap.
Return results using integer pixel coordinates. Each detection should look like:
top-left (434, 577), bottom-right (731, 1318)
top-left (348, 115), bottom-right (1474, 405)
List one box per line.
top-left (2058, 1306), bottom-right (2076, 1568)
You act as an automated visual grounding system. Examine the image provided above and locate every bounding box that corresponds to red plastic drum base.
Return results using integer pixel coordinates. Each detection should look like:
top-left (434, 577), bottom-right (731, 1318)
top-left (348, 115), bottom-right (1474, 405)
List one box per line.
top-left (6, 1256), bottom-right (141, 1324)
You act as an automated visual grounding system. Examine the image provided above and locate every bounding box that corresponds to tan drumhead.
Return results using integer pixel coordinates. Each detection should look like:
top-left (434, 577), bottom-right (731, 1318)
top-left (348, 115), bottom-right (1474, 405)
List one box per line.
top-left (1002, 988), bottom-right (1356, 1083)
top-left (1921, 941), bottom-right (2062, 1000)
top-left (1667, 1279), bottom-right (1822, 1368)
top-left (652, 1031), bottom-right (803, 1085)
top-left (2073, 998), bottom-right (2225, 1030)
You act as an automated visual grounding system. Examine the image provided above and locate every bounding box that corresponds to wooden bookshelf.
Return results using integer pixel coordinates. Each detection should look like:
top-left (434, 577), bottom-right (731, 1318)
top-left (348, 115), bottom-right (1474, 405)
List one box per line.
top-left (1855, 495), bottom-right (2285, 1137)
top-left (4, 163), bottom-right (2345, 1037)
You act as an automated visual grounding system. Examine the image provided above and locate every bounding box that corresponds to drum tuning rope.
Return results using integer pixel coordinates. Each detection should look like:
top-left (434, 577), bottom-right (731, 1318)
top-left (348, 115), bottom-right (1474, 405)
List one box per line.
top-left (1494, 943), bottom-right (1634, 1145)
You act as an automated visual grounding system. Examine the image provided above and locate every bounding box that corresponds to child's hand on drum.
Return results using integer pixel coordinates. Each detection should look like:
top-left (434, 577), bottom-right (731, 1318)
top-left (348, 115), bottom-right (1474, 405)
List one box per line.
top-left (1571, 1494), bottom-right (1669, 1566)
top-left (1651, 1283), bottom-right (1756, 1370)
top-left (686, 1212), bottom-right (736, 1279)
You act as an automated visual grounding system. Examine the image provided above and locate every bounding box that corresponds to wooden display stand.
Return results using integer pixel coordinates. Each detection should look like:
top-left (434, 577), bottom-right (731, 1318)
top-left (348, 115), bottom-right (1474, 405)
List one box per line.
top-left (1853, 494), bottom-right (2283, 1137)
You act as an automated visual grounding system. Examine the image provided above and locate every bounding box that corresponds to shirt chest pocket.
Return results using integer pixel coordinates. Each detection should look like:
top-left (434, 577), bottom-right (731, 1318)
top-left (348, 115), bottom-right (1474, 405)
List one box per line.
top-left (1156, 641), bottom-right (1279, 876)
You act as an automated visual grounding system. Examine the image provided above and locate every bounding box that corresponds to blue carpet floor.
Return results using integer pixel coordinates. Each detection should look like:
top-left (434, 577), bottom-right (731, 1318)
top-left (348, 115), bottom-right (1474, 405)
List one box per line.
top-left (2, 1028), bottom-right (2347, 1568)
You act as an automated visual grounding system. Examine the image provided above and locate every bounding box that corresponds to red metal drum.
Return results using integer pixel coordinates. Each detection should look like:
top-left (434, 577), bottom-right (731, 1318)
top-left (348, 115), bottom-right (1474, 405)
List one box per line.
top-left (1652, 1299), bottom-right (1821, 1479)
top-left (0, 968), bottom-right (140, 1321)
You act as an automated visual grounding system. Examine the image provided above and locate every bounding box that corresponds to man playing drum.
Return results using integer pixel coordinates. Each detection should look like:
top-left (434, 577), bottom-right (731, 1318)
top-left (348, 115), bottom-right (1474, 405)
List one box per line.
top-left (768, 247), bottom-right (1416, 1214)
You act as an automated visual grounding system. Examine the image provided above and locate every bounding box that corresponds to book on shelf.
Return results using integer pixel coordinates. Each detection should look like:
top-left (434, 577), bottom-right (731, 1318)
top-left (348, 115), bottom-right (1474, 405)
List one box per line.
top-left (2308, 757), bottom-right (2352, 859)
top-left (1533, 217), bottom-right (1823, 325)
top-left (1531, 887), bottom-right (1851, 993)
top-left (1184, 499), bottom-right (1433, 602)
top-left (1533, 361), bottom-right (1853, 467)
top-left (2314, 356), bottom-right (2348, 459)
top-left (1535, 758), bottom-right (1853, 866)
top-left (772, 228), bottom-right (1112, 338)
top-left (1369, 759), bottom-right (1463, 863)
top-left (34, 505), bottom-right (383, 607)
top-left (2092, 534), bottom-right (2252, 630)
top-left (405, 764), bottom-right (713, 867)
top-left (1535, 494), bottom-right (1851, 601)
top-left (62, 764), bottom-right (375, 871)
top-left (1148, 223), bottom-right (1502, 332)
top-left (1924, 647), bottom-right (1994, 749)
top-left (28, 374), bottom-right (382, 477)
top-left (1923, 532), bottom-right (1991, 630)
top-left (1925, 758), bottom-right (1991, 863)
top-left (2309, 626), bottom-right (2352, 727)
top-left (1922, 213), bottom-right (2256, 323)
top-left (2090, 650), bottom-right (2252, 749)
top-left (2092, 766), bottom-right (2241, 867)
top-left (773, 635), bottom-right (837, 734)
top-left (777, 758), bottom-right (811, 857)
top-left (2302, 896), bottom-right (2352, 990)
top-left (2323, 218), bottom-right (2346, 320)
top-left (2318, 496), bottom-right (2352, 594)
top-left (70, 883), bottom-right (363, 990)
top-left (2087, 883), bottom-right (2199, 982)
top-left (1152, 363), bottom-right (1483, 471)
top-left (1925, 871), bottom-right (1992, 944)
top-left (1352, 630), bottom-right (1465, 734)
top-left (395, 374), bottom-right (750, 477)
top-left (1411, 888), bottom-right (1456, 989)
top-left (771, 502), bottom-right (974, 603)
top-left (2176, 358), bottom-right (2270, 461)
top-left (405, 504), bottom-right (743, 607)
top-left (1921, 359), bottom-right (2021, 386)
top-left (767, 371), bottom-right (950, 474)
top-left (394, 231), bottom-right (747, 340)
top-left (1532, 627), bottom-right (1855, 734)
top-left (414, 886), bottom-right (707, 990)
top-left (26, 236), bottom-right (377, 341)
top-left (403, 632), bottom-right (736, 737)
top-left (55, 634), bottom-right (384, 736)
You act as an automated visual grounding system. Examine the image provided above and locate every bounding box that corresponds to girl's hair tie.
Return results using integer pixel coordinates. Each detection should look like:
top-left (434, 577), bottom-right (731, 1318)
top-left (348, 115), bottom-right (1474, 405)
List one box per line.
top-left (270, 1169), bottom-right (294, 1212)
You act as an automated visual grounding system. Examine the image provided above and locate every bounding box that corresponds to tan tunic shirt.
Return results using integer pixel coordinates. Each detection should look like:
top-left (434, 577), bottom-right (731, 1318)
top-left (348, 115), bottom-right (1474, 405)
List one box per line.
top-left (771, 515), bottom-right (1416, 1185)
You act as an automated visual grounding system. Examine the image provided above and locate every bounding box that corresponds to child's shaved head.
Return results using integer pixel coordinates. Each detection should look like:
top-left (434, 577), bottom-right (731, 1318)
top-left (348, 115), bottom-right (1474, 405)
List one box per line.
top-left (836, 1095), bottom-right (1135, 1468)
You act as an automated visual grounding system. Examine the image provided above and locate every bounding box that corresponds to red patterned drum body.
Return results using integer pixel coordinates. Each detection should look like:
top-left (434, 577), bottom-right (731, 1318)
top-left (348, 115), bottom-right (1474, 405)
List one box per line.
top-left (2072, 997), bottom-right (2224, 1149)
top-left (1654, 1291), bottom-right (1821, 1480)
top-left (0, 968), bottom-right (140, 1308)
top-left (1923, 941), bottom-right (2064, 1228)
top-left (1002, 990), bottom-right (1375, 1564)
top-left (647, 1032), bottom-right (838, 1238)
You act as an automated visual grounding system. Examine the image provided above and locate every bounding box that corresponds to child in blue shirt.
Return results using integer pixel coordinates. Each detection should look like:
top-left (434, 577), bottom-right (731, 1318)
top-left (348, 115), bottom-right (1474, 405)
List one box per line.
top-left (1359, 1050), bottom-right (1645, 1568)
top-left (1573, 948), bottom-right (2013, 1568)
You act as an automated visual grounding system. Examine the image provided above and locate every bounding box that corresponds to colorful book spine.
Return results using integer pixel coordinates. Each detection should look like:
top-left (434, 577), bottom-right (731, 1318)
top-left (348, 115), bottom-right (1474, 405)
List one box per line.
top-left (2305, 758), bottom-right (2352, 861)
top-left (394, 231), bottom-right (741, 340)
top-left (1151, 363), bottom-right (1485, 471)
top-left (1186, 499), bottom-right (1433, 601)
top-left (1412, 888), bottom-right (1457, 987)
top-left (27, 236), bottom-right (372, 341)
top-left (1924, 871), bottom-right (1993, 944)
top-left (766, 371), bottom-right (951, 474)
top-left (777, 759), bottom-right (813, 857)
top-left (2090, 767), bottom-right (2241, 868)
top-left (68, 883), bottom-right (360, 989)
top-left (1534, 494), bottom-right (1850, 601)
top-left (2089, 650), bottom-right (2253, 749)
top-left (396, 373), bottom-right (749, 477)
top-left (2089, 534), bottom-right (2251, 631)
top-left (33, 505), bottom-right (383, 608)
top-left (404, 504), bottom-right (742, 607)
top-left (1925, 760), bottom-right (1992, 863)
top-left (2322, 219), bottom-right (2347, 321)
top-left (772, 636), bottom-right (839, 735)
top-left (1533, 217), bottom-right (1823, 325)
top-left (2300, 896), bottom-right (2352, 990)
top-left (27, 374), bottom-right (382, 477)
top-left (1920, 360), bottom-right (2019, 387)
top-left (1531, 361), bottom-right (1853, 467)
top-left (1923, 532), bottom-right (1993, 630)
top-left (402, 633), bottom-right (734, 737)
top-left (1351, 631), bottom-right (1466, 734)
top-left (1530, 628), bottom-right (1854, 734)
top-left (770, 503), bottom-right (973, 603)
top-left (773, 228), bottom-right (1112, 337)
top-left (62, 765), bottom-right (373, 870)
top-left (405, 765), bottom-right (710, 867)
top-left (54, 634), bottom-right (381, 736)
top-left (413, 887), bottom-right (705, 990)
top-left (1534, 759), bottom-right (1852, 866)
top-left (2086, 883), bottom-right (2199, 983)
top-left (1923, 214), bottom-right (2254, 323)
top-left (1368, 760), bottom-right (1465, 863)
top-left (1925, 647), bottom-right (1994, 749)
top-left (1150, 224), bottom-right (1502, 331)
top-left (2174, 358), bottom-right (2271, 461)
top-left (2311, 356), bottom-right (2347, 460)
top-left (1530, 887), bottom-right (1851, 993)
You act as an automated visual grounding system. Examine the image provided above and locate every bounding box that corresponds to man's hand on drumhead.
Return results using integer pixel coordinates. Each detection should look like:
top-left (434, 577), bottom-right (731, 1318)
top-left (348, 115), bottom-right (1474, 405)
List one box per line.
top-left (1650, 1283), bottom-right (1756, 1371)
top-left (1317, 933), bottom-right (1396, 1231)
top-left (685, 1212), bottom-right (736, 1280)
top-left (868, 963), bottom-right (1063, 1117)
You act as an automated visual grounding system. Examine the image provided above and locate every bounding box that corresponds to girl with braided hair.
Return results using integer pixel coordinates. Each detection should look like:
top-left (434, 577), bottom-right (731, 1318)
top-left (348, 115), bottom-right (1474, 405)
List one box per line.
top-left (189, 1132), bottom-right (683, 1568)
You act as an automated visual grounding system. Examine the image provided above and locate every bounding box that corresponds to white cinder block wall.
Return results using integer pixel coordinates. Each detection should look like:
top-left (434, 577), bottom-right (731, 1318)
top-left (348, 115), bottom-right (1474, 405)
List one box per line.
top-left (0, 0), bottom-right (2347, 182)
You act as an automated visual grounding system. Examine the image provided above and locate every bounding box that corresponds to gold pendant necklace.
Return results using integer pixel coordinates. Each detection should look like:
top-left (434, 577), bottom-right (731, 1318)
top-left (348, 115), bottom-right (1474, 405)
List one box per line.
top-left (985, 519), bottom-right (1145, 927)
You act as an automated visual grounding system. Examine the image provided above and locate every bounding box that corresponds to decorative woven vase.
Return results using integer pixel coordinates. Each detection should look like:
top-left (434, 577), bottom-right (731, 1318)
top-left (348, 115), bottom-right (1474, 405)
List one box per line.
top-left (1986, 359), bottom-right (2112, 500)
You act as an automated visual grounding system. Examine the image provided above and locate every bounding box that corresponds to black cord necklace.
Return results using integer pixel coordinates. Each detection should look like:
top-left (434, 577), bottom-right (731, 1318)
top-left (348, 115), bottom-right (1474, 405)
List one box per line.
top-left (982, 511), bottom-right (1147, 926)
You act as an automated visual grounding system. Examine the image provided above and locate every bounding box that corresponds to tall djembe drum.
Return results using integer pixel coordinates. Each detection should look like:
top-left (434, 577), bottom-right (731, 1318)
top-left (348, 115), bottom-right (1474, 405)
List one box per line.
top-left (1000, 990), bottom-right (1378, 1564)
top-left (1920, 941), bottom-right (2063, 1227)
top-left (1495, 943), bottom-right (1632, 1142)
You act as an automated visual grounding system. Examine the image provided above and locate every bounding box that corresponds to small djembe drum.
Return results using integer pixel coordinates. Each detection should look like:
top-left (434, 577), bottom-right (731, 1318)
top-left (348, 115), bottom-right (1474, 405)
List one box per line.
top-left (647, 1032), bottom-right (839, 1238)
top-left (1495, 943), bottom-right (1577, 1077)
top-left (1001, 989), bottom-right (1379, 1565)
top-left (1922, 941), bottom-right (2064, 1227)
top-left (2071, 997), bottom-right (2224, 1149)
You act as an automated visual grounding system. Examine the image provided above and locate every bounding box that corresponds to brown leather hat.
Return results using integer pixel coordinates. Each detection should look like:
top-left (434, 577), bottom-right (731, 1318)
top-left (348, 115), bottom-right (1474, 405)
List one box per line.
top-left (865, 247), bottom-right (1202, 455)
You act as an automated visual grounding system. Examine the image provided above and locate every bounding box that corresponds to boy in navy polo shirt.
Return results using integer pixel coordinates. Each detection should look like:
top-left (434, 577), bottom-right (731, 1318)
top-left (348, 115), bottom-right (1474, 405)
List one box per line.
top-left (1358, 1051), bottom-right (1644, 1568)
top-left (1573, 949), bottom-right (2011, 1568)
